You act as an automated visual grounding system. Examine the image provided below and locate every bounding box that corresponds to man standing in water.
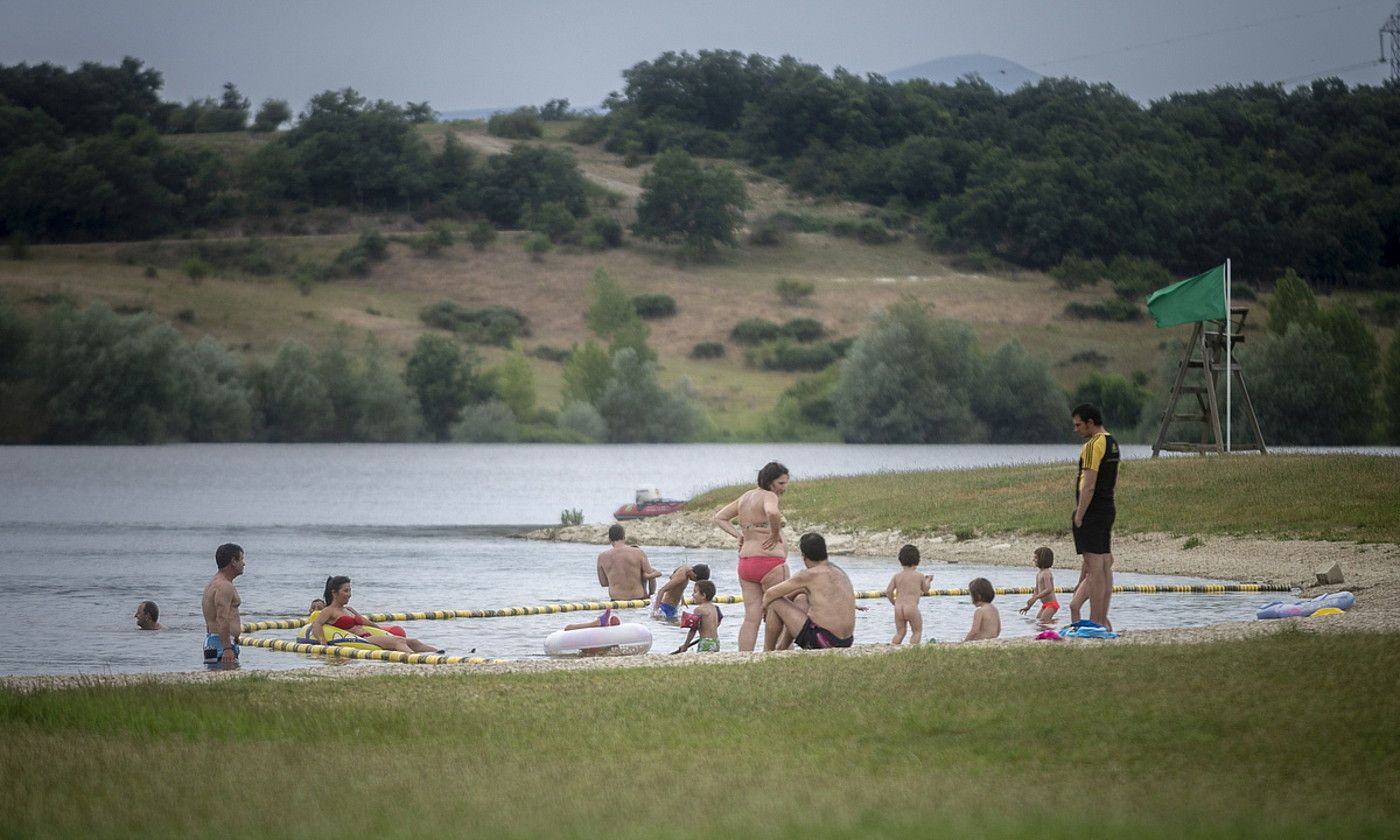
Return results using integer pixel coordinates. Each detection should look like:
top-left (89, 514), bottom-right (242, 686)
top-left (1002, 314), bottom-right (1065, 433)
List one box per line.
top-left (762, 533), bottom-right (857, 650)
top-left (1069, 403), bottom-right (1119, 631)
top-left (202, 543), bottom-right (245, 669)
top-left (597, 524), bottom-right (661, 601)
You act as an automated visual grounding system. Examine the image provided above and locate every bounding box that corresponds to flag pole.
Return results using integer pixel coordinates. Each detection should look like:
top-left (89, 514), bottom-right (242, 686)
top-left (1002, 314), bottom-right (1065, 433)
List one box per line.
top-left (1225, 259), bottom-right (1232, 453)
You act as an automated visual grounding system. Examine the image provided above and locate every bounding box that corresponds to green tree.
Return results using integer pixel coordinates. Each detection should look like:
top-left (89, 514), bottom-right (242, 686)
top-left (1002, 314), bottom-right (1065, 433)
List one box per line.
top-left (585, 268), bottom-right (637, 338)
top-left (595, 348), bottom-right (705, 442)
top-left (0, 296), bottom-right (31, 380)
top-left (557, 400), bottom-right (607, 441)
top-left (255, 340), bottom-right (333, 442)
top-left (354, 337), bottom-right (421, 442)
top-left (180, 337), bottom-right (253, 442)
top-left (523, 233), bottom-right (552, 262)
top-left (251, 98), bottom-right (291, 132)
top-left (1242, 323), bottom-right (1371, 445)
top-left (977, 339), bottom-right (1068, 442)
top-left (452, 400), bottom-right (519, 442)
top-left (631, 148), bottom-right (747, 256)
top-left (405, 334), bottom-right (488, 441)
top-left (466, 220), bottom-right (497, 251)
top-left (607, 316), bottom-right (655, 364)
top-left (562, 341), bottom-right (613, 406)
top-left (1385, 331), bottom-right (1400, 444)
top-left (832, 303), bottom-right (985, 443)
top-left (496, 346), bottom-right (536, 419)
top-left (1073, 371), bottom-right (1151, 433)
top-left (1266, 269), bottom-right (1319, 334)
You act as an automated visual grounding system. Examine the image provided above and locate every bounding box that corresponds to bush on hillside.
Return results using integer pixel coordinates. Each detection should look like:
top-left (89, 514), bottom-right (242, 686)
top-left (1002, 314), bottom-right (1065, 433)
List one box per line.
top-left (419, 301), bottom-right (530, 346)
top-left (631, 294), bottom-right (676, 319)
top-left (729, 318), bottom-right (781, 345)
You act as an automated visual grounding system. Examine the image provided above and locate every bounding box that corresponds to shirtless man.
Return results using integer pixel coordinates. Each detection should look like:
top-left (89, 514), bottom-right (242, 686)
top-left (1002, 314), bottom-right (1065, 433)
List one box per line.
top-left (597, 524), bottom-right (660, 601)
top-left (201, 543), bottom-right (245, 669)
top-left (650, 562), bottom-right (710, 622)
top-left (761, 533), bottom-right (857, 651)
top-left (134, 600), bottom-right (164, 630)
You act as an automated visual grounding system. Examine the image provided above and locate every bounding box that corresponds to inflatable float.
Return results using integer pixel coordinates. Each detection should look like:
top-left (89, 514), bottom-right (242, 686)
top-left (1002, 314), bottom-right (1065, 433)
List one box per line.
top-left (1256, 591), bottom-right (1355, 620)
top-left (299, 610), bottom-right (407, 650)
top-left (543, 622), bottom-right (653, 656)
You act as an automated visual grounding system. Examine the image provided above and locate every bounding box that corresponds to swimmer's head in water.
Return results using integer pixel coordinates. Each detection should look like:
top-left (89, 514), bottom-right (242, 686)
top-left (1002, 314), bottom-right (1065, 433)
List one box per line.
top-left (607, 523), bottom-right (625, 542)
top-left (691, 564), bottom-right (710, 581)
top-left (800, 532), bottom-right (828, 562)
top-left (1034, 547), bottom-right (1054, 569)
top-left (324, 575), bottom-right (351, 605)
top-left (135, 600), bottom-right (159, 629)
top-left (310, 598), bottom-right (326, 613)
top-left (694, 579), bottom-right (716, 602)
top-left (757, 461), bottom-right (789, 491)
top-left (969, 577), bottom-right (995, 605)
top-left (898, 544), bottom-right (920, 567)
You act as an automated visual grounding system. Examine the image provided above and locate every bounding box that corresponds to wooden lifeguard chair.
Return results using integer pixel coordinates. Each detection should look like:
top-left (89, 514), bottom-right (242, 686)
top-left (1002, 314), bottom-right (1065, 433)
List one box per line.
top-left (1151, 306), bottom-right (1267, 456)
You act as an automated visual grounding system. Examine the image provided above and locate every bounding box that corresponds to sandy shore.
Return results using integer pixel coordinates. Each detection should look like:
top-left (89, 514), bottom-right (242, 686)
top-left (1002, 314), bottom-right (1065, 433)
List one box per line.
top-left (5, 514), bottom-right (1396, 692)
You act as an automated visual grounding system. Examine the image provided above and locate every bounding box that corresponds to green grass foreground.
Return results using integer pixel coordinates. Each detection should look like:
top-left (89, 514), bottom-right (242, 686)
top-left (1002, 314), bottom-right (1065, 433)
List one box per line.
top-left (2, 630), bottom-right (1398, 838)
top-left (689, 454), bottom-right (1400, 542)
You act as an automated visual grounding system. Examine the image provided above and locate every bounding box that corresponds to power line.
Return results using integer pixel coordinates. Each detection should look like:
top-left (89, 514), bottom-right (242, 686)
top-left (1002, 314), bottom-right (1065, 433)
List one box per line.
top-left (1275, 58), bottom-right (1386, 86)
top-left (1028, 1), bottom-right (1382, 69)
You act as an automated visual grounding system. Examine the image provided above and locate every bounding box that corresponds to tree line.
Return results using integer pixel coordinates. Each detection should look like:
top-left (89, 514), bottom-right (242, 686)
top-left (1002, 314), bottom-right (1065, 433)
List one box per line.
top-left (582, 50), bottom-right (1400, 289)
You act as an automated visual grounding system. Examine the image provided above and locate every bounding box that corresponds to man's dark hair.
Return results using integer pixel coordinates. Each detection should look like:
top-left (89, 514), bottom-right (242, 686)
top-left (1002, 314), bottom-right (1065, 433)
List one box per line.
top-left (695, 579), bottom-right (717, 601)
top-left (898, 544), bottom-right (920, 567)
top-left (1034, 547), bottom-right (1054, 569)
top-left (799, 532), bottom-right (828, 562)
top-left (139, 600), bottom-right (159, 622)
top-left (691, 563), bottom-right (710, 581)
top-left (1072, 403), bottom-right (1104, 426)
top-left (607, 524), bottom-right (625, 542)
top-left (757, 461), bottom-right (789, 490)
top-left (215, 543), bottom-right (244, 569)
top-left (969, 577), bottom-right (995, 604)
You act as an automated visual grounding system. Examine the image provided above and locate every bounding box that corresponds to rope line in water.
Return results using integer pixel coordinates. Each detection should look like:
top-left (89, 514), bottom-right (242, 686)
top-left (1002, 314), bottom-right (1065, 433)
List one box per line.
top-left (237, 635), bottom-right (506, 665)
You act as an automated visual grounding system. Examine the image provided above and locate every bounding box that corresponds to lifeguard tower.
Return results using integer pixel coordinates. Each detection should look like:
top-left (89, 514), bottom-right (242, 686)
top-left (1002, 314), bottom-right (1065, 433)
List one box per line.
top-left (1150, 306), bottom-right (1267, 456)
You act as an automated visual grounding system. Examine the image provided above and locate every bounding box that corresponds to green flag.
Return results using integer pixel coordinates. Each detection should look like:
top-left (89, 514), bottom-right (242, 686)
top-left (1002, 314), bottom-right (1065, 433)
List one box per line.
top-left (1145, 263), bottom-right (1227, 328)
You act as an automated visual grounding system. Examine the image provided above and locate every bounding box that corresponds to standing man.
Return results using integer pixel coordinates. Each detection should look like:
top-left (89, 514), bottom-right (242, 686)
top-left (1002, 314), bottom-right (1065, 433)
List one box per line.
top-left (597, 524), bottom-right (661, 601)
top-left (761, 533), bottom-right (856, 651)
top-left (201, 543), bottom-right (245, 669)
top-left (1069, 403), bottom-right (1119, 631)
top-left (651, 562), bottom-right (710, 622)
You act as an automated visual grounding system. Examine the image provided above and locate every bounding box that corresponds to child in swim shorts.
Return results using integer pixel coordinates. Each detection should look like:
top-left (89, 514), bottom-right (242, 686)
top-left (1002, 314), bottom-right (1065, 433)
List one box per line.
top-left (674, 580), bottom-right (723, 653)
top-left (1017, 547), bottom-right (1060, 623)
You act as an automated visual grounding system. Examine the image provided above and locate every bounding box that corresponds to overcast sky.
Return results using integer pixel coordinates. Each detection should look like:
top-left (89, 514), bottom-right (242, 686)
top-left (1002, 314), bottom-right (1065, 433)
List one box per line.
top-left (3, 0), bottom-right (1395, 113)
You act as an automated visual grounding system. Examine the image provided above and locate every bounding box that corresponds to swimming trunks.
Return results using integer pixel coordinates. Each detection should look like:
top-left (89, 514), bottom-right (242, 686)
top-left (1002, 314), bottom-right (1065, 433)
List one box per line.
top-left (1072, 505), bottom-right (1115, 554)
top-left (697, 638), bottom-right (720, 652)
top-left (203, 633), bottom-right (239, 664)
top-left (738, 555), bottom-right (787, 583)
top-left (1042, 600), bottom-right (1061, 611)
top-left (794, 618), bottom-right (853, 650)
top-left (657, 602), bottom-right (679, 622)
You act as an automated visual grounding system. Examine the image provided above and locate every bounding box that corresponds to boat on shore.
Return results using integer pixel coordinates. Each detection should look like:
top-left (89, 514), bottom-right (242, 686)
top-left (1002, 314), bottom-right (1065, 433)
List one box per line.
top-left (613, 486), bottom-right (687, 520)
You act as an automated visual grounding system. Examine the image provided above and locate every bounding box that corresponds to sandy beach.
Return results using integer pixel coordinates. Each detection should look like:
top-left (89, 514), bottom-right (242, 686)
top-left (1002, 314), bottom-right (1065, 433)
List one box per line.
top-left (5, 513), bottom-right (1396, 693)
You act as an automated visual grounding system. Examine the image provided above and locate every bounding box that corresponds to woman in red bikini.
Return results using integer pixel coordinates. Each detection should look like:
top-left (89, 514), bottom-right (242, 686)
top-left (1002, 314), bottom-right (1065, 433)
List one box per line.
top-left (310, 576), bottom-right (442, 654)
top-left (712, 461), bottom-right (790, 652)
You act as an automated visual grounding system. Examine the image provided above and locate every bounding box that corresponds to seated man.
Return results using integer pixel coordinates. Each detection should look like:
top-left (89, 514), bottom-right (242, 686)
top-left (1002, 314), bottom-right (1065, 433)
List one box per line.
top-left (651, 562), bottom-right (710, 622)
top-left (761, 533), bottom-right (856, 651)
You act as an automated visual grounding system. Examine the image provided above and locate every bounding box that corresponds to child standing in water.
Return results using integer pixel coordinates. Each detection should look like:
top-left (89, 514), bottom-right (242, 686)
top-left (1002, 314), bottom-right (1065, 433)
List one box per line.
top-left (884, 544), bottom-right (933, 644)
top-left (674, 580), bottom-right (724, 653)
top-left (964, 577), bottom-right (1001, 641)
top-left (1017, 547), bottom-right (1060, 624)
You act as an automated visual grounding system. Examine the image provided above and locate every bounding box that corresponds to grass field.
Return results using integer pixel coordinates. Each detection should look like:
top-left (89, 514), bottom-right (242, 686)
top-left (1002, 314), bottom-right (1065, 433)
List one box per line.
top-left (688, 454), bottom-right (1400, 542)
top-left (3, 630), bottom-right (1397, 837)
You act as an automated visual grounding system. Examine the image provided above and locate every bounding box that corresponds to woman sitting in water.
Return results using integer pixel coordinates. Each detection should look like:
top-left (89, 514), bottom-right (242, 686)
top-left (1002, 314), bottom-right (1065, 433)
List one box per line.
top-left (310, 576), bottom-right (443, 654)
top-left (712, 461), bottom-right (791, 652)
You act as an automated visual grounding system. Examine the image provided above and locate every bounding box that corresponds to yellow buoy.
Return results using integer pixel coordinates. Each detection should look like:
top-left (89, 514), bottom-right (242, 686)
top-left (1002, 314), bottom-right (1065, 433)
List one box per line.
top-left (1311, 607), bottom-right (1344, 616)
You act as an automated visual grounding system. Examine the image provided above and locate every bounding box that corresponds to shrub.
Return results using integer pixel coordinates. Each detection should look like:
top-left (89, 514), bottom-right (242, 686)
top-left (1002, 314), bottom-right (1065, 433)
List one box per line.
top-left (419, 301), bottom-right (530, 346)
top-left (523, 233), bottom-right (553, 261)
top-left (729, 318), bottom-right (781, 345)
top-left (780, 318), bottom-right (825, 343)
top-left (832, 218), bottom-right (895, 244)
top-left (564, 116), bottom-right (609, 145)
top-left (690, 341), bottom-right (725, 359)
top-left (1050, 255), bottom-right (1108, 290)
top-left (747, 216), bottom-right (787, 246)
top-left (775, 277), bottom-right (815, 304)
top-left (560, 508), bottom-right (584, 526)
top-left (144, 265), bottom-right (158, 278)
top-left (529, 202), bottom-right (578, 244)
top-left (1064, 299), bottom-right (1143, 321)
top-left (452, 399), bottom-right (519, 442)
top-left (1107, 255), bottom-right (1173, 301)
top-left (466, 220), bottom-right (496, 251)
top-left (631, 294), bottom-right (676, 319)
top-left (582, 216), bottom-right (623, 248)
top-left (557, 400), bottom-right (607, 442)
top-left (527, 345), bottom-right (572, 363)
top-left (175, 309), bottom-right (196, 324)
top-left (747, 339), bottom-right (841, 372)
top-left (487, 108), bottom-right (543, 139)
top-left (183, 257), bottom-right (211, 282)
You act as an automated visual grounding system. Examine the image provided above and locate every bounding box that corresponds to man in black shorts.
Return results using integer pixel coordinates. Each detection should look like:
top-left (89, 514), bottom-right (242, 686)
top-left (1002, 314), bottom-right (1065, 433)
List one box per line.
top-left (1069, 403), bottom-right (1119, 631)
top-left (761, 533), bottom-right (856, 650)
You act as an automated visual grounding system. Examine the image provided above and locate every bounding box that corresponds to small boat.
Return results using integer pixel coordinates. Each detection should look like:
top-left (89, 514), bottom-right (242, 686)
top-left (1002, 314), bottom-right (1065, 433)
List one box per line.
top-left (613, 486), bottom-right (687, 520)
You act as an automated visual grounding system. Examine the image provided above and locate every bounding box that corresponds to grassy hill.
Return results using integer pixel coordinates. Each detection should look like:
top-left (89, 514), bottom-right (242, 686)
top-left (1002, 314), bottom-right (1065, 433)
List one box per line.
top-left (2, 123), bottom-right (1392, 439)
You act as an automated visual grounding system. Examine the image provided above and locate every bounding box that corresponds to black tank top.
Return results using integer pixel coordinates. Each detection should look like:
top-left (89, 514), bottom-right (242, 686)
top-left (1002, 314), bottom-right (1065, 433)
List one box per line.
top-left (1076, 432), bottom-right (1119, 505)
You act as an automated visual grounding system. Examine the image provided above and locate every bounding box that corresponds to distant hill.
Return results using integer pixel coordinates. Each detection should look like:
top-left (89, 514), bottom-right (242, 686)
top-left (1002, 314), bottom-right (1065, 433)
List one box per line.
top-left (886, 54), bottom-right (1041, 94)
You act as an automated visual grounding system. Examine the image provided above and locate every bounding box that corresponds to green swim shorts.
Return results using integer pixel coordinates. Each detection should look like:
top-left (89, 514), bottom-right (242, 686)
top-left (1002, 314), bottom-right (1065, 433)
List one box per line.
top-left (697, 637), bottom-right (719, 653)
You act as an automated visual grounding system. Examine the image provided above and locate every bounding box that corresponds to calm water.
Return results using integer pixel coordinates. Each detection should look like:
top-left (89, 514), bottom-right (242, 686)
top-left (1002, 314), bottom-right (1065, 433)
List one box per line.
top-left (2, 443), bottom-right (1375, 677)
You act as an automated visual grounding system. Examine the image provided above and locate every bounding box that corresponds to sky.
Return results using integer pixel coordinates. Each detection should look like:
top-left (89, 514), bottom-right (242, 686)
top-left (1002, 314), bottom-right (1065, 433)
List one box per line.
top-left (2, 0), bottom-right (1395, 114)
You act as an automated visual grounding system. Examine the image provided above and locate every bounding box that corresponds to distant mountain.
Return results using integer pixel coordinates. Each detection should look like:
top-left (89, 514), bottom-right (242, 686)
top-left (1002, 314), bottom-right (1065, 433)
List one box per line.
top-left (886, 54), bottom-right (1041, 94)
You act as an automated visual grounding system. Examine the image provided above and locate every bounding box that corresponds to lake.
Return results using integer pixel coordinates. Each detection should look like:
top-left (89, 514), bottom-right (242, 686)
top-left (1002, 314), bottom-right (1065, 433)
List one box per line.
top-left (2, 443), bottom-right (1381, 676)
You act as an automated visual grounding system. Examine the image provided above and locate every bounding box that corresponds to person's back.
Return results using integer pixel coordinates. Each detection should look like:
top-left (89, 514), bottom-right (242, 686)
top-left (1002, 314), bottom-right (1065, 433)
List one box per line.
top-left (964, 577), bottom-right (1001, 641)
top-left (597, 524), bottom-right (659, 600)
top-left (801, 558), bottom-right (857, 640)
top-left (887, 547), bottom-right (932, 644)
